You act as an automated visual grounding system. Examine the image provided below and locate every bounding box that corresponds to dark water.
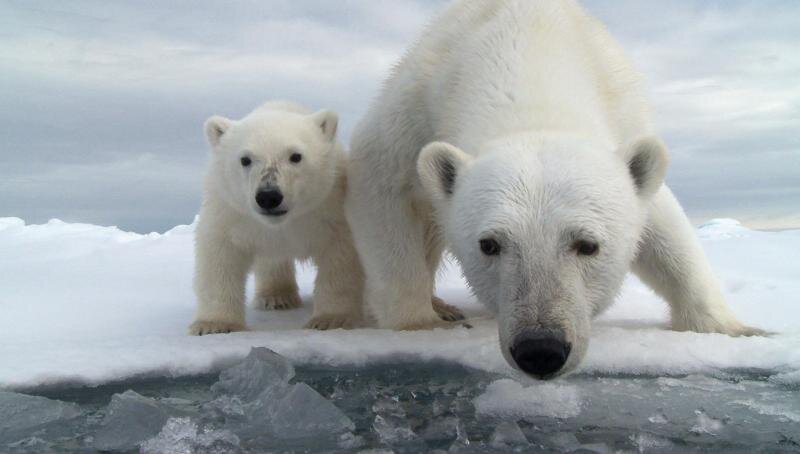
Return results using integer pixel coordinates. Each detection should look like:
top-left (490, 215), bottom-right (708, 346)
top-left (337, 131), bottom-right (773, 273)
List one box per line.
top-left (5, 362), bottom-right (800, 453)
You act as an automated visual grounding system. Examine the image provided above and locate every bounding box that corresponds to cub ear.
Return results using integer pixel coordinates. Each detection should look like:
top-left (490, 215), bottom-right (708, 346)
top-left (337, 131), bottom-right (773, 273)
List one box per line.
top-left (623, 136), bottom-right (669, 199)
top-left (310, 109), bottom-right (339, 142)
top-left (417, 141), bottom-right (473, 203)
top-left (204, 116), bottom-right (234, 149)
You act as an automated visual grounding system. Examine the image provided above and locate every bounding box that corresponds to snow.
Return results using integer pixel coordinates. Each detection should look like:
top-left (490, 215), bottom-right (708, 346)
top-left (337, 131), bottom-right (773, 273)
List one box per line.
top-left (0, 216), bottom-right (798, 391)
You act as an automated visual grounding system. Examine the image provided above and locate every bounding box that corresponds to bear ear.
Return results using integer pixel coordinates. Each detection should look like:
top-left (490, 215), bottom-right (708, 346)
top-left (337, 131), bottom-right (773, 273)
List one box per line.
top-left (310, 109), bottom-right (339, 142)
top-left (204, 116), bottom-right (233, 149)
top-left (623, 136), bottom-right (670, 199)
top-left (417, 141), bottom-right (473, 203)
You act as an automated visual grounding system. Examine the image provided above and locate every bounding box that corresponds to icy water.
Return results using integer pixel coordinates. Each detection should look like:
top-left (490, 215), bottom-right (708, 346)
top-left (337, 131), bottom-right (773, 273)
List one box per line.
top-left (3, 352), bottom-right (799, 453)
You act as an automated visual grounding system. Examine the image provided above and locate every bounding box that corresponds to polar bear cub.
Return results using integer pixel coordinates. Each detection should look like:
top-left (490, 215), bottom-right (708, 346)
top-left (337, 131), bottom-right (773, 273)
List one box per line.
top-left (189, 101), bottom-right (363, 335)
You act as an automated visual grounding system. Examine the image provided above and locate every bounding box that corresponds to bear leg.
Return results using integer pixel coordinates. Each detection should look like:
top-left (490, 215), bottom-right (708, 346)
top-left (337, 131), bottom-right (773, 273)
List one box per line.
top-left (632, 186), bottom-right (766, 336)
top-left (190, 232), bottom-right (251, 335)
top-left (252, 259), bottom-right (302, 310)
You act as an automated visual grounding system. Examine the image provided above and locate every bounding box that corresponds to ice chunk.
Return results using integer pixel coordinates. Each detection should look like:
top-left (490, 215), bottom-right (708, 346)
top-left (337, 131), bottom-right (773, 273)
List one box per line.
top-left (211, 347), bottom-right (294, 401)
top-left (733, 399), bottom-right (800, 423)
top-left (373, 414), bottom-right (418, 445)
top-left (420, 416), bottom-right (459, 443)
top-left (647, 411), bottom-right (668, 424)
top-left (473, 379), bottom-right (581, 420)
top-left (447, 419), bottom-right (470, 452)
top-left (573, 442), bottom-right (610, 454)
top-left (770, 370), bottom-right (800, 386)
top-left (372, 396), bottom-right (406, 417)
top-left (489, 421), bottom-right (528, 447)
top-left (0, 391), bottom-right (81, 443)
top-left (337, 432), bottom-right (366, 450)
top-left (547, 432), bottom-right (581, 451)
top-left (656, 375), bottom-right (745, 392)
top-left (140, 417), bottom-right (240, 454)
top-left (204, 394), bottom-right (246, 422)
top-left (697, 218), bottom-right (750, 240)
top-left (631, 433), bottom-right (672, 451)
top-left (93, 390), bottom-right (173, 451)
top-left (267, 382), bottom-right (355, 439)
top-left (689, 410), bottom-right (724, 435)
top-left (6, 436), bottom-right (50, 451)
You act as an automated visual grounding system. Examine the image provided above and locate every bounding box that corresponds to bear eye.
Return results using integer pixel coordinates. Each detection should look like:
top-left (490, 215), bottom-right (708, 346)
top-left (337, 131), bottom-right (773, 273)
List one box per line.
top-left (240, 156), bottom-right (252, 167)
top-left (479, 238), bottom-right (501, 256)
top-left (289, 152), bottom-right (303, 164)
top-left (575, 240), bottom-right (599, 256)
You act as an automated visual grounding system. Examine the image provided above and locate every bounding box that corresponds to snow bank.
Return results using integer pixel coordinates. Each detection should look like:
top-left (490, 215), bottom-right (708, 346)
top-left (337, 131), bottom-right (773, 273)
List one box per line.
top-left (0, 217), bottom-right (798, 390)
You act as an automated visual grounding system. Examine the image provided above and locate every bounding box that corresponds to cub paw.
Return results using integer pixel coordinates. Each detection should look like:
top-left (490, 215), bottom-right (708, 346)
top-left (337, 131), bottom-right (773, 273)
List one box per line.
top-left (394, 312), bottom-right (472, 331)
top-left (253, 293), bottom-right (303, 311)
top-left (432, 296), bottom-right (465, 322)
top-left (189, 320), bottom-right (246, 336)
top-left (304, 314), bottom-right (361, 330)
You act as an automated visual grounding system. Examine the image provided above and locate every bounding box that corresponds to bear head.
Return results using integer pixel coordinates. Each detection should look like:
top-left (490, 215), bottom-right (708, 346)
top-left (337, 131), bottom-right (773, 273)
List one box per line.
top-left (203, 107), bottom-right (340, 226)
top-left (417, 133), bottom-right (668, 379)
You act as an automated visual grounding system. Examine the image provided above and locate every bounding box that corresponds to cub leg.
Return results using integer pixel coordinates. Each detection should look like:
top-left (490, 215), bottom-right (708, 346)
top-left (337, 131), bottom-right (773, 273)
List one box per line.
top-left (189, 230), bottom-right (252, 335)
top-left (253, 258), bottom-right (302, 310)
top-left (305, 224), bottom-right (364, 330)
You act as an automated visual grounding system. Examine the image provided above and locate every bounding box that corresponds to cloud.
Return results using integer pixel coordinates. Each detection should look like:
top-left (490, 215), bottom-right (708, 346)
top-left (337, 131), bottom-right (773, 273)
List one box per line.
top-left (0, 0), bottom-right (797, 231)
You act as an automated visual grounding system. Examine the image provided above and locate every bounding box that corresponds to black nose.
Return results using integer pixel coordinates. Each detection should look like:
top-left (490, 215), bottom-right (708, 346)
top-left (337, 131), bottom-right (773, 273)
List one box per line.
top-left (256, 189), bottom-right (283, 210)
top-left (510, 331), bottom-right (571, 378)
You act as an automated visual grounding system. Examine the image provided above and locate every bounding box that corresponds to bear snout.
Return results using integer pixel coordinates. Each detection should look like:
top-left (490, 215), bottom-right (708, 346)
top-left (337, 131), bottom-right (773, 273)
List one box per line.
top-left (255, 188), bottom-right (286, 215)
top-left (509, 329), bottom-right (571, 379)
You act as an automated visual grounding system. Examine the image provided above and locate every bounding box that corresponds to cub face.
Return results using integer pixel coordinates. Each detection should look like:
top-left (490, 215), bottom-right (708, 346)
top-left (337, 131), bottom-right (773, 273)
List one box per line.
top-left (418, 135), bottom-right (668, 378)
top-left (204, 108), bottom-right (339, 225)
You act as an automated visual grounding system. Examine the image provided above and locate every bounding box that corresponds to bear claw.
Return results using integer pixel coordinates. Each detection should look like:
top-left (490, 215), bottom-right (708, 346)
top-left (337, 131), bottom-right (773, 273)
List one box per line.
top-left (304, 314), bottom-right (360, 330)
top-left (432, 296), bottom-right (465, 322)
top-left (188, 321), bottom-right (246, 336)
top-left (254, 293), bottom-right (303, 311)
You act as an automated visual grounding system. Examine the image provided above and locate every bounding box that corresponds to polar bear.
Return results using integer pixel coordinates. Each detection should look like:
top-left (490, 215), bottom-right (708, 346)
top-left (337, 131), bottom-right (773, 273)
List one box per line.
top-left (346, 0), bottom-right (763, 378)
top-left (189, 101), bottom-right (364, 335)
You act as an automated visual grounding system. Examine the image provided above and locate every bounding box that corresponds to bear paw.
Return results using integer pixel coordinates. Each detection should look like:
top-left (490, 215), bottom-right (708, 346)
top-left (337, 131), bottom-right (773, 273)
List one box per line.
top-left (188, 320), bottom-right (246, 336)
top-left (253, 293), bottom-right (303, 311)
top-left (304, 314), bottom-right (361, 330)
top-left (432, 296), bottom-right (465, 322)
top-left (672, 315), bottom-right (769, 337)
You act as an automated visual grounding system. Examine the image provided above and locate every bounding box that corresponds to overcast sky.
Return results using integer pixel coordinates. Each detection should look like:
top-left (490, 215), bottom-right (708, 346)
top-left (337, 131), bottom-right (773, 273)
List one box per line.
top-left (1, 0), bottom-right (798, 232)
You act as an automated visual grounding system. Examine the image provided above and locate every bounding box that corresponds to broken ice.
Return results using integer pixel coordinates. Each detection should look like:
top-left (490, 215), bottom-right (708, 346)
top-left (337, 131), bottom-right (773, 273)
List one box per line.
top-left (212, 348), bottom-right (354, 441)
top-left (489, 421), bottom-right (528, 448)
top-left (140, 417), bottom-right (241, 454)
top-left (373, 414), bottom-right (418, 445)
top-left (0, 391), bottom-right (81, 444)
top-left (264, 382), bottom-right (355, 438)
top-left (92, 390), bottom-right (177, 451)
top-left (211, 347), bottom-right (294, 401)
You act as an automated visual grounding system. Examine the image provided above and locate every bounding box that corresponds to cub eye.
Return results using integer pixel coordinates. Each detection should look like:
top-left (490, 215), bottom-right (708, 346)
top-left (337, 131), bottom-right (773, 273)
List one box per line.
top-left (289, 152), bottom-right (303, 164)
top-left (240, 157), bottom-right (252, 167)
top-left (479, 238), bottom-right (501, 256)
top-left (575, 240), bottom-right (599, 256)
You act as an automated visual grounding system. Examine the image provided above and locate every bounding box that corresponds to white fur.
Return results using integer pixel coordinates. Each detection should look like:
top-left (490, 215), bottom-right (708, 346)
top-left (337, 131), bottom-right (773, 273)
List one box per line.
top-left (346, 0), bottom-right (762, 376)
top-left (190, 101), bottom-right (363, 335)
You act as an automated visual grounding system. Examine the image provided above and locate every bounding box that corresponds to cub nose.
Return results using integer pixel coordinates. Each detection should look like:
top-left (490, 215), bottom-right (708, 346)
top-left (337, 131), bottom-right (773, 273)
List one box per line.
top-left (510, 330), bottom-right (571, 378)
top-left (256, 189), bottom-right (284, 210)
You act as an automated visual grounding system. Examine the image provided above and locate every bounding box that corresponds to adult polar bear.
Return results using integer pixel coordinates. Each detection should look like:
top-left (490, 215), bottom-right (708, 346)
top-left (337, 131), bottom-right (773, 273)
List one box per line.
top-left (346, 0), bottom-right (762, 379)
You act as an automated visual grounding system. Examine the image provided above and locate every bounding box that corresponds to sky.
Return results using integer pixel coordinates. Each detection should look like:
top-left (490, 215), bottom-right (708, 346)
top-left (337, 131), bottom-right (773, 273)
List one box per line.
top-left (1, 0), bottom-right (798, 232)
